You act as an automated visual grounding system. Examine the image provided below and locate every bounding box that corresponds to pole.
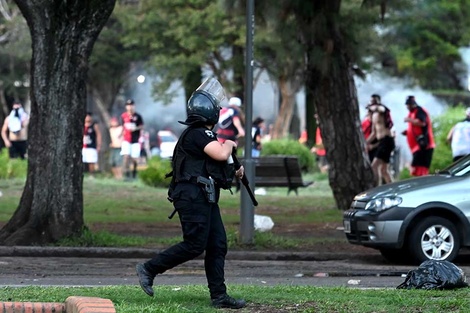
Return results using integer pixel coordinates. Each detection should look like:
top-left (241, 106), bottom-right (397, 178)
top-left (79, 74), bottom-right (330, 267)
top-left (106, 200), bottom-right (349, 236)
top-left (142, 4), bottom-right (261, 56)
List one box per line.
top-left (240, 0), bottom-right (255, 245)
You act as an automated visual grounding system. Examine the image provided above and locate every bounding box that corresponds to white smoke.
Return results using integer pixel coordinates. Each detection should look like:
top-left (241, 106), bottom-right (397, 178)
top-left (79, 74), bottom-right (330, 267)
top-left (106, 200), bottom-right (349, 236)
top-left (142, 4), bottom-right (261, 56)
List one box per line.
top-left (356, 72), bottom-right (447, 166)
top-left (126, 65), bottom-right (453, 167)
top-left (126, 69), bottom-right (280, 137)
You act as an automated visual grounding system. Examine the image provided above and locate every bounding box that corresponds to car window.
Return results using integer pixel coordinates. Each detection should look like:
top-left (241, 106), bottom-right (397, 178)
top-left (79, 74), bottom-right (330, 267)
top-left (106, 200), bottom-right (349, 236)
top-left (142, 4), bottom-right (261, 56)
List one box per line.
top-left (438, 155), bottom-right (470, 176)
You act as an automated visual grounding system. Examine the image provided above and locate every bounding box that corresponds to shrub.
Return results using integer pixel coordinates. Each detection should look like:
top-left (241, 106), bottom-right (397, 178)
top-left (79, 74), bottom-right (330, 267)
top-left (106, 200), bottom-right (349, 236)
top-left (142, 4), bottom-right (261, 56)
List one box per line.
top-left (261, 139), bottom-right (315, 172)
top-left (399, 167), bottom-right (412, 180)
top-left (139, 156), bottom-right (172, 188)
top-left (430, 105), bottom-right (466, 173)
top-left (0, 149), bottom-right (27, 179)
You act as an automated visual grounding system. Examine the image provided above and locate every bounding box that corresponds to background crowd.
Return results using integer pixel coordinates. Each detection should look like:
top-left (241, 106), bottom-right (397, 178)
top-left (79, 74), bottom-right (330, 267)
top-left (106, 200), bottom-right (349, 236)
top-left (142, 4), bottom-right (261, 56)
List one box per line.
top-left (1, 94), bottom-right (469, 184)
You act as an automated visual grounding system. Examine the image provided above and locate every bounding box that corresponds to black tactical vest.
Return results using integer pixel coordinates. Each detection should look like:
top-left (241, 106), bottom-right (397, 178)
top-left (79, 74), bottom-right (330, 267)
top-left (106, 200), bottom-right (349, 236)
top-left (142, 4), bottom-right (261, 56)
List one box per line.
top-left (172, 126), bottom-right (235, 189)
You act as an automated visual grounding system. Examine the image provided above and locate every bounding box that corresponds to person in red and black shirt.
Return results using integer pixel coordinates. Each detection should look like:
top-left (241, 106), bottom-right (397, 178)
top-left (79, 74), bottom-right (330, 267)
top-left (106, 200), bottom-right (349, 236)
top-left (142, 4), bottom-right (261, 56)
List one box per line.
top-left (82, 112), bottom-right (102, 176)
top-left (216, 97), bottom-right (245, 144)
top-left (120, 99), bottom-right (144, 180)
top-left (402, 95), bottom-right (435, 176)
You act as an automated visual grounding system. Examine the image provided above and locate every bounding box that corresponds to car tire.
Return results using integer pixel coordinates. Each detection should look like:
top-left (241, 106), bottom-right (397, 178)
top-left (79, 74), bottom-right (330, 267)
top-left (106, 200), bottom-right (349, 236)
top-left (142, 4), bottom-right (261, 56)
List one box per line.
top-left (379, 248), bottom-right (409, 264)
top-left (408, 216), bottom-right (460, 264)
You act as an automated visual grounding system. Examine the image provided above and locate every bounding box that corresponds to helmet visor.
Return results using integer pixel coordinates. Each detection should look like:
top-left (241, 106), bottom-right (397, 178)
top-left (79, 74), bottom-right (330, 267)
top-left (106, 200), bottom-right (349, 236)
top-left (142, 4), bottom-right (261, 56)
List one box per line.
top-left (196, 77), bottom-right (226, 106)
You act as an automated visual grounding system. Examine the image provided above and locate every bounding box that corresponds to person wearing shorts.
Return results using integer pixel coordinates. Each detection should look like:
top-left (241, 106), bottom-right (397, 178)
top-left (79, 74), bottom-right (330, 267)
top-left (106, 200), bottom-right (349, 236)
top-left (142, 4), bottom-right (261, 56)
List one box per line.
top-left (1, 101), bottom-right (29, 159)
top-left (109, 117), bottom-right (123, 179)
top-left (82, 112), bottom-right (102, 176)
top-left (366, 98), bottom-right (395, 185)
top-left (120, 99), bottom-right (144, 180)
top-left (402, 96), bottom-right (435, 176)
top-left (375, 136), bottom-right (395, 164)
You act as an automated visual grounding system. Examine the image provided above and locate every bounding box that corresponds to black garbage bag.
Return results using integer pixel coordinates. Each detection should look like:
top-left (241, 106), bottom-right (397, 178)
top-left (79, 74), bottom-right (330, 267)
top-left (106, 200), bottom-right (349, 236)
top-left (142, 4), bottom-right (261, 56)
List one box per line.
top-left (397, 260), bottom-right (468, 290)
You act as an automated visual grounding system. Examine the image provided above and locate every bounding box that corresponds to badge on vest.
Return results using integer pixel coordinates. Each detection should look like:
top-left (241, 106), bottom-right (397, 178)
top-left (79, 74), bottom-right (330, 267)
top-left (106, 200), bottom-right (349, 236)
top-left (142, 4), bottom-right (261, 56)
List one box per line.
top-left (205, 130), bottom-right (214, 138)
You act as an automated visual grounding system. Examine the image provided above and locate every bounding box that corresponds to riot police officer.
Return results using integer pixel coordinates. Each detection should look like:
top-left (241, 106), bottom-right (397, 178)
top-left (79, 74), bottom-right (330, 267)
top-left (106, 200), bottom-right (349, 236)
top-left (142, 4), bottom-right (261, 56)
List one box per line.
top-left (136, 78), bottom-right (246, 309)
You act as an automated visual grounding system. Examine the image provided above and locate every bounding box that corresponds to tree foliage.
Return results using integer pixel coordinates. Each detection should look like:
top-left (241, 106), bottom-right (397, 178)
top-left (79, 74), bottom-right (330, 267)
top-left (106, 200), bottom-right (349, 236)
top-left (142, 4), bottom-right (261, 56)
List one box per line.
top-left (381, 0), bottom-right (470, 90)
top-left (0, 2), bottom-right (30, 118)
top-left (120, 0), bottom-right (244, 101)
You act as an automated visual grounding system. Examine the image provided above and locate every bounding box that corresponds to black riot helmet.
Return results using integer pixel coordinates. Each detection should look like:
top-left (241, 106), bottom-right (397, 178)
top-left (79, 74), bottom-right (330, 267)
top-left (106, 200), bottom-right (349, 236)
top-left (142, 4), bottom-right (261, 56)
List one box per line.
top-left (183, 78), bottom-right (225, 125)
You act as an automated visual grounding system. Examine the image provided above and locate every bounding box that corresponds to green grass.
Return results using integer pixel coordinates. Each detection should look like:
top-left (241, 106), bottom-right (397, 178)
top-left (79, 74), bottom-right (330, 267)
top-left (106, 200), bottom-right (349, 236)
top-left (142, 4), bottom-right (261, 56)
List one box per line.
top-left (2, 285), bottom-right (470, 312)
top-left (0, 173), bottom-right (340, 249)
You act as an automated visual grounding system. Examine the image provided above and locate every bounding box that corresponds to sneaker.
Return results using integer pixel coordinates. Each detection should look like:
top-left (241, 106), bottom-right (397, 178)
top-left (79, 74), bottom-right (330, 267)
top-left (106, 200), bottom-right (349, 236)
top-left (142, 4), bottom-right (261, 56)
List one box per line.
top-left (135, 263), bottom-right (154, 297)
top-left (211, 294), bottom-right (246, 309)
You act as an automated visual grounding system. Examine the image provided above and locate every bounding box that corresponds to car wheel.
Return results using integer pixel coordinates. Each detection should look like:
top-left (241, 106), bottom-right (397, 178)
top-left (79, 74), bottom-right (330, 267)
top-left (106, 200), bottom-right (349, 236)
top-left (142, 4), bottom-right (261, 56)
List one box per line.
top-left (408, 216), bottom-right (460, 263)
top-left (379, 248), bottom-right (409, 264)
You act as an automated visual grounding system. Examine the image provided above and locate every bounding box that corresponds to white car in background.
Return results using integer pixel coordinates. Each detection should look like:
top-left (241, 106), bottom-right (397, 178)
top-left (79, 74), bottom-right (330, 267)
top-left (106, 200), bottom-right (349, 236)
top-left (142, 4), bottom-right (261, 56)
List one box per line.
top-left (152, 130), bottom-right (178, 159)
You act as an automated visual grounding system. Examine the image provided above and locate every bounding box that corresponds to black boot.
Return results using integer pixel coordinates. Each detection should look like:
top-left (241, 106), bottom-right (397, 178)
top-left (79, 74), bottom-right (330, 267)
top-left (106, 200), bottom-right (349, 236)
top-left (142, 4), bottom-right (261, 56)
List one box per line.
top-left (136, 263), bottom-right (154, 297)
top-left (211, 294), bottom-right (246, 309)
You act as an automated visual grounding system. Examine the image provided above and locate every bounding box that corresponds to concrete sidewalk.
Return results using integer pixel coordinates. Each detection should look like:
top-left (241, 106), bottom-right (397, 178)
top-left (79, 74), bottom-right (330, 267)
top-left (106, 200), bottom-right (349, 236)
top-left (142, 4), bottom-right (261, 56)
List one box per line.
top-left (0, 246), bottom-right (376, 261)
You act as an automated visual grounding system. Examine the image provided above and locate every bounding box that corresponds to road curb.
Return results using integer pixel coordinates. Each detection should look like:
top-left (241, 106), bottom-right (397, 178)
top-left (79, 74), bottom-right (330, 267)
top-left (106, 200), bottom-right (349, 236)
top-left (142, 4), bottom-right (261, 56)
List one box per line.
top-left (0, 246), bottom-right (377, 261)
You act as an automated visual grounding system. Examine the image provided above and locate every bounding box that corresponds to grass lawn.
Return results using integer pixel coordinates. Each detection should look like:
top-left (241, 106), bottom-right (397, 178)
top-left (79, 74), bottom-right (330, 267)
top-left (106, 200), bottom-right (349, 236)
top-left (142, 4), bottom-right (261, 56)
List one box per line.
top-left (0, 173), bottom-right (344, 249)
top-left (2, 285), bottom-right (469, 312)
top-left (2, 175), bottom-right (465, 312)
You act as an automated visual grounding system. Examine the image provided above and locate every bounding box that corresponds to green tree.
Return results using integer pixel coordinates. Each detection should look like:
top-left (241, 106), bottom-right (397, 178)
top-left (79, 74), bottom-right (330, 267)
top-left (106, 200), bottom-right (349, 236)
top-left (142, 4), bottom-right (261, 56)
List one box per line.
top-left (0, 3), bottom-right (30, 118)
top-left (0, 0), bottom-right (115, 245)
top-left (88, 2), bottom-right (142, 126)
top-left (292, 1), bottom-right (388, 210)
top-left (382, 0), bottom-right (470, 90)
top-left (254, 2), bottom-right (306, 139)
top-left (120, 0), bottom-right (244, 101)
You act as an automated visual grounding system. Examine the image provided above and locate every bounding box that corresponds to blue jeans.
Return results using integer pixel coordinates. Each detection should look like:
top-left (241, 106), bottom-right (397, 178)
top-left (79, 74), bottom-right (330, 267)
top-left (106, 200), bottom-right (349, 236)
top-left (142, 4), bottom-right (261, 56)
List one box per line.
top-left (252, 149), bottom-right (260, 157)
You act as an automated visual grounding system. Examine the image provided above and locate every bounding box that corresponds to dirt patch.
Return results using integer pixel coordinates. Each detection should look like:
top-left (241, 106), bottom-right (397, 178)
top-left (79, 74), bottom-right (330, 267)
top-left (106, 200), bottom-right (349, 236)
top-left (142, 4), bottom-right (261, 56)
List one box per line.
top-left (89, 221), bottom-right (374, 254)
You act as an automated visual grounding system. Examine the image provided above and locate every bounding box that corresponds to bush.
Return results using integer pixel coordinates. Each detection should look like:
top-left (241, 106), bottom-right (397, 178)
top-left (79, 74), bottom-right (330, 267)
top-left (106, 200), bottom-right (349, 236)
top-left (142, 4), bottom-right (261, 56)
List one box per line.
top-left (261, 139), bottom-right (315, 172)
top-left (399, 167), bottom-right (412, 180)
top-left (0, 149), bottom-right (27, 179)
top-left (430, 105), bottom-right (466, 173)
top-left (139, 156), bottom-right (173, 188)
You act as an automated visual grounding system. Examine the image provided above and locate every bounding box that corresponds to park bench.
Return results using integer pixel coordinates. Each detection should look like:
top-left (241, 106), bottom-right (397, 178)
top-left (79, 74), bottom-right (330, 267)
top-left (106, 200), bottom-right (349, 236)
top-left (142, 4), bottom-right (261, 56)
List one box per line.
top-left (235, 155), bottom-right (314, 195)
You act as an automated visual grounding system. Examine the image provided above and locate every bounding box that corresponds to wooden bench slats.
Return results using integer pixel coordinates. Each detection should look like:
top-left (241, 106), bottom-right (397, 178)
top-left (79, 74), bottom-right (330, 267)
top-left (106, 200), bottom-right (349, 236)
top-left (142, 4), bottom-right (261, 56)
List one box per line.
top-left (235, 156), bottom-right (313, 195)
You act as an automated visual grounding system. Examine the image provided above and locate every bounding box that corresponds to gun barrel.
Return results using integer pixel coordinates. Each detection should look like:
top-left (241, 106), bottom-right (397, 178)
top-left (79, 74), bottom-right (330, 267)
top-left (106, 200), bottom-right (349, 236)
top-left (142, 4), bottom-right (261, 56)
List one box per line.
top-left (231, 151), bottom-right (258, 206)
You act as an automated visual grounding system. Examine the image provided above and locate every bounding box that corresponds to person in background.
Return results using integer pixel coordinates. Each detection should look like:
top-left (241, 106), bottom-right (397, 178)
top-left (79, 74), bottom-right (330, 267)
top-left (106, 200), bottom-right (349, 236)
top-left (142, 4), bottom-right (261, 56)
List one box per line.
top-left (447, 107), bottom-right (470, 162)
top-left (251, 116), bottom-right (265, 157)
top-left (402, 95), bottom-right (435, 176)
top-left (366, 101), bottom-right (395, 185)
top-left (82, 112), bottom-right (102, 176)
top-left (362, 94), bottom-right (387, 163)
top-left (108, 117), bottom-right (123, 179)
top-left (135, 78), bottom-right (246, 309)
top-left (216, 96), bottom-right (245, 144)
top-left (1, 100), bottom-right (29, 159)
top-left (298, 128), bottom-right (308, 145)
top-left (120, 99), bottom-right (144, 180)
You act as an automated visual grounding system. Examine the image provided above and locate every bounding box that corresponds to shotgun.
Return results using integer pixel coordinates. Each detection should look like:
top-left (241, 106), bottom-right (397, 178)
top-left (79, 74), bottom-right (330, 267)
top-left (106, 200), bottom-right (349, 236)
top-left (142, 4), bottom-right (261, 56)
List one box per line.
top-left (231, 150), bottom-right (258, 206)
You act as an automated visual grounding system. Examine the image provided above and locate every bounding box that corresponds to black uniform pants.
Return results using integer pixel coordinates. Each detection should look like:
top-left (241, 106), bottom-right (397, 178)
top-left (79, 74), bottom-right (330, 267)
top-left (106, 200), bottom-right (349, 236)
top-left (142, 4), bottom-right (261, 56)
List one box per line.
top-left (145, 183), bottom-right (227, 298)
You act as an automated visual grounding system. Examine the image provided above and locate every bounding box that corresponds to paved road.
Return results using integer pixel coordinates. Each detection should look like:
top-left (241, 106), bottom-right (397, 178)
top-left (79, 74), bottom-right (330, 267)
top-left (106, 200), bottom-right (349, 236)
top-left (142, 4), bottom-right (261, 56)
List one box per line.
top-left (3, 248), bottom-right (470, 289)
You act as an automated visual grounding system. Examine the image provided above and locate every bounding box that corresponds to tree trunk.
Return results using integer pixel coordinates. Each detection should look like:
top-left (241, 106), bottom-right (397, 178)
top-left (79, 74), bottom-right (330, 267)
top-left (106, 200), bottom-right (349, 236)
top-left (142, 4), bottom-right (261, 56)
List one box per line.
top-left (91, 91), bottom-right (113, 172)
top-left (271, 78), bottom-right (301, 139)
top-left (305, 88), bottom-right (316, 147)
top-left (301, 0), bottom-right (375, 210)
top-left (0, 0), bottom-right (115, 245)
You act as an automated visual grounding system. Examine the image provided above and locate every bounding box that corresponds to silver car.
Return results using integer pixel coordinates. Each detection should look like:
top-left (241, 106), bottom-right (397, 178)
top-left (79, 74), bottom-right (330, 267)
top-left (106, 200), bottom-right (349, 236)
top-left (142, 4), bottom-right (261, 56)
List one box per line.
top-left (343, 154), bottom-right (470, 264)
